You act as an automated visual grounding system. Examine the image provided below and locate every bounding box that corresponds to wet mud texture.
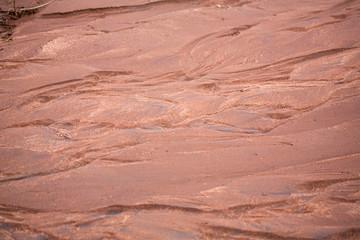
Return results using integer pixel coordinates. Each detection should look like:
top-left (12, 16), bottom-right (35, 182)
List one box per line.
top-left (1, 0), bottom-right (360, 239)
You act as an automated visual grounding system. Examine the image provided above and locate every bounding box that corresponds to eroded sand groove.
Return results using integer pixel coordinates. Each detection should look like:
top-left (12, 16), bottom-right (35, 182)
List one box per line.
top-left (0, 0), bottom-right (360, 239)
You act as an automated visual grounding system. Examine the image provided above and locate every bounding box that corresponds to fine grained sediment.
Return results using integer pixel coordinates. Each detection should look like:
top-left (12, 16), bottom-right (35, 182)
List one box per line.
top-left (0, 0), bottom-right (359, 239)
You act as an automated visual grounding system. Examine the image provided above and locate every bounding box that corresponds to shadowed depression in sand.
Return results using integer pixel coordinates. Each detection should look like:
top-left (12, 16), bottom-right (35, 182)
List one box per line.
top-left (0, 0), bottom-right (360, 239)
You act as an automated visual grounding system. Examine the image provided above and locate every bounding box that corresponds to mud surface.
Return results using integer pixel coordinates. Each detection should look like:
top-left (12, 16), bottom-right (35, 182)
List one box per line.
top-left (1, 0), bottom-right (360, 239)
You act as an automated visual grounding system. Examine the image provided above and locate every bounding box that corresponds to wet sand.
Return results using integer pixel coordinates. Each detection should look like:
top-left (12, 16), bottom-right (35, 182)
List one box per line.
top-left (0, 0), bottom-right (360, 239)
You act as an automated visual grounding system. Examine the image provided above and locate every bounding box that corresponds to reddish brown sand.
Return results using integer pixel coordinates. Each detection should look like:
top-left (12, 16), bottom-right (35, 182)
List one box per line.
top-left (0, 0), bottom-right (360, 239)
